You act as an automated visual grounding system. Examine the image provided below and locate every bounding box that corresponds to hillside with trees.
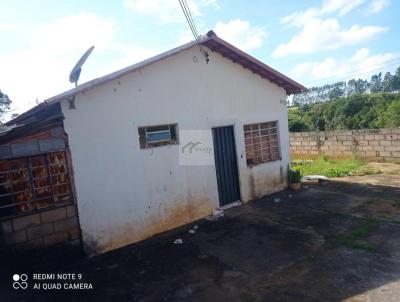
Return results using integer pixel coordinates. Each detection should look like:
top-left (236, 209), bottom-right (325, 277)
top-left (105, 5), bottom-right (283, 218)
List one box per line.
top-left (289, 66), bottom-right (400, 132)
top-left (292, 67), bottom-right (400, 104)
top-left (289, 92), bottom-right (400, 131)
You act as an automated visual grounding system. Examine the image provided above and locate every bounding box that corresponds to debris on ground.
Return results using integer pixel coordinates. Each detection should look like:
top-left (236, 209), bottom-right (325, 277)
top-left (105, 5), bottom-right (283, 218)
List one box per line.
top-left (206, 208), bottom-right (224, 221)
top-left (273, 198), bottom-right (281, 203)
top-left (221, 201), bottom-right (242, 210)
top-left (303, 175), bottom-right (329, 181)
top-left (301, 175), bottom-right (328, 185)
top-left (188, 229), bottom-right (196, 234)
top-left (301, 178), bottom-right (319, 185)
top-left (173, 239), bottom-right (183, 244)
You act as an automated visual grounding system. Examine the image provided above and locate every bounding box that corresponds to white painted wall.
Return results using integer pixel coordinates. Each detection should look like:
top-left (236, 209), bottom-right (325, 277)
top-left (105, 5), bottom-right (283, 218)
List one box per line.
top-left (61, 46), bottom-right (290, 254)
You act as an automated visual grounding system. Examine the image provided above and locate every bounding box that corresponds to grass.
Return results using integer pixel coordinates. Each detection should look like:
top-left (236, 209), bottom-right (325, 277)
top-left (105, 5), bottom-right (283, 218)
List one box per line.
top-left (329, 218), bottom-right (378, 252)
top-left (292, 156), bottom-right (366, 177)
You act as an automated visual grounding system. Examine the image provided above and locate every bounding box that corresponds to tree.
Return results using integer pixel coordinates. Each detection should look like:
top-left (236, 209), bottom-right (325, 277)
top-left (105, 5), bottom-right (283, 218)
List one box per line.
top-left (0, 90), bottom-right (12, 116)
top-left (385, 100), bottom-right (400, 127)
top-left (393, 67), bottom-right (400, 91)
top-left (382, 72), bottom-right (394, 92)
top-left (288, 109), bottom-right (308, 132)
top-left (370, 72), bottom-right (382, 93)
top-left (329, 86), bottom-right (344, 100)
top-left (287, 92), bottom-right (400, 132)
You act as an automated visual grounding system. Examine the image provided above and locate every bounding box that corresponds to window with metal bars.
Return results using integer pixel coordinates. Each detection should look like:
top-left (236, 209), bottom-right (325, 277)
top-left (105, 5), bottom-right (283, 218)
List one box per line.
top-left (138, 124), bottom-right (178, 148)
top-left (0, 151), bottom-right (73, 218)
top-left (243, 121), bottom-right (281, 166)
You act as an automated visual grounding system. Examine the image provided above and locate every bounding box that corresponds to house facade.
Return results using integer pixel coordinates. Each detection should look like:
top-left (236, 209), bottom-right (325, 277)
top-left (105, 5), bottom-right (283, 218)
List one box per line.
top-left (0, 32), bottom-right (306, 255)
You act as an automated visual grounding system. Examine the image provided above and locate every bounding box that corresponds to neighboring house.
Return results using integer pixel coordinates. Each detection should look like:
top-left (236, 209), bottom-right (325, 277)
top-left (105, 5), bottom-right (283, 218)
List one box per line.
top-left (0, 31), bottom-right (306, 255)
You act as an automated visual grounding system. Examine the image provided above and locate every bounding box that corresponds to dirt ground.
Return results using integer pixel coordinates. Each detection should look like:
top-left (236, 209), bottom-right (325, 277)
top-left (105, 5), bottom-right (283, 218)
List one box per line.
top-left (3, 163), bottom-right (400, 302)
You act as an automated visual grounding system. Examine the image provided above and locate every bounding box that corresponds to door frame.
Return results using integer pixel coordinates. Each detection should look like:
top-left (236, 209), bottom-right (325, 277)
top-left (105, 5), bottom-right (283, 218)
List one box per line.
top-left (212, 124), bottom-right (242, 207)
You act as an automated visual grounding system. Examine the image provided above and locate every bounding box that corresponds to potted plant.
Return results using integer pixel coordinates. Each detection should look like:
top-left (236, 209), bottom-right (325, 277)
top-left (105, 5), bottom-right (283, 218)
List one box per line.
top-left (289, 169), bottom-right (302, 191)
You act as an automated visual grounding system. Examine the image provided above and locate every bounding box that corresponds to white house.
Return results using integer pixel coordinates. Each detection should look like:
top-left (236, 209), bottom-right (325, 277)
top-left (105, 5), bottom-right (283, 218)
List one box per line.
top-left (0, 31), bottom-right (306, 255)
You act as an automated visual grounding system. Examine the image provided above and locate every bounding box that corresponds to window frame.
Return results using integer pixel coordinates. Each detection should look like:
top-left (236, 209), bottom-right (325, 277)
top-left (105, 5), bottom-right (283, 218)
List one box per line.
top-left (0, 151), bottom-right (74, 220)
top-left (243, 120), bottom-right (281, 167)
top-left (138, 123), bottom-right (178, 149)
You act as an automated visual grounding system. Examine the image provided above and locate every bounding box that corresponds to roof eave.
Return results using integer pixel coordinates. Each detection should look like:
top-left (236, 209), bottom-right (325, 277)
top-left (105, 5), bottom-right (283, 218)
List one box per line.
top-left (7, 33), bottom-right (307, 125)
top-left (201, 34), bottom-right (307, 94)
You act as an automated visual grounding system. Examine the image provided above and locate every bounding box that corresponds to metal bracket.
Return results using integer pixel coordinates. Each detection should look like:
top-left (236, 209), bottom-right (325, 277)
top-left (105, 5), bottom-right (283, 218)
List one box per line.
top-left (68, 96), bottom-right (76, 110)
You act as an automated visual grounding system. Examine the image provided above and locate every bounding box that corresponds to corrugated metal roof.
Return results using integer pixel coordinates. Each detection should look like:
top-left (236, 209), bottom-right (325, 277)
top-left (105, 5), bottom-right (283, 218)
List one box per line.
top-left (7, 31), bottom-right (307, 126)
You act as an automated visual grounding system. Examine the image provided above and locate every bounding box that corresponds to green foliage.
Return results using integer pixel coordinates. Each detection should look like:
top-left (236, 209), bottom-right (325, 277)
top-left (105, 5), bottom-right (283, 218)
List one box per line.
top-left (288, 92), bottom-right (400, 131)
top-left (329, 218), bottom-right (378, 252)
top-left (0, 90), bottom-right (12, 116)
top-left (292, 156), bottom-right (366, 177)
top-left (288, 169), bottom-right (302, 183)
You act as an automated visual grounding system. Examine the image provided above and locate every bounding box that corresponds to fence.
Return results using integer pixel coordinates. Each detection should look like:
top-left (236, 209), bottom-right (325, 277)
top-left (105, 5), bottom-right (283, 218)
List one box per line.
top-left (290, 128), bottom-right (400, 162)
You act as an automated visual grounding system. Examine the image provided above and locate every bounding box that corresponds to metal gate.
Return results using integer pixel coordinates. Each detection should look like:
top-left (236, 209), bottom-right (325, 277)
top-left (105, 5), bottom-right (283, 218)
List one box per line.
top-left (212, 126), bottom-right (241, 206)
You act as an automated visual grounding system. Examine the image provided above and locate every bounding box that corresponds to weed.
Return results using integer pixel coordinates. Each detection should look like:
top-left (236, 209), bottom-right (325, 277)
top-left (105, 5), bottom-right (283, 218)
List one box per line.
top-left (289, 169), bottom-right (302, 183)
top-left (291, 156), bottom-right (366, 177)
top-left (329, 218), bottom-right (378, 252)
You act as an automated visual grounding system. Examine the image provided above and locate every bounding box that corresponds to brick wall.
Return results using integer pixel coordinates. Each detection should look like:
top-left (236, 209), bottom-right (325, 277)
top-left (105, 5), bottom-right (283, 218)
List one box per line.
top-left (0, 205), bottom-right (80, 254)
top-left (0, 125), bottom-right (82, 255)
top-left (0, 127), bottom-right (66, 159)
top-left (290, 128), bottom-right (400, 162)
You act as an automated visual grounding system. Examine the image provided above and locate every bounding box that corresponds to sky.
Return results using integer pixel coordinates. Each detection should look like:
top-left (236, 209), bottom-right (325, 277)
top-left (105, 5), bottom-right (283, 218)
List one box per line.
top-left (0, 0), bottom-right (399, 115)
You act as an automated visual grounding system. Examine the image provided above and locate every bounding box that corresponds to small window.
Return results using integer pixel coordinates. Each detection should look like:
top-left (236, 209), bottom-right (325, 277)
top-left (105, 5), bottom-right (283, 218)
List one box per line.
top-left (138, 124), bottom-right (178, 148)
top-left (243, 121), bottom-right (281, 166)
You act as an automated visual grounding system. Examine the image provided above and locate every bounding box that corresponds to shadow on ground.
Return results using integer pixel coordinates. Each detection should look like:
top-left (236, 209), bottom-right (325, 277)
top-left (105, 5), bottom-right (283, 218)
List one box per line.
top-left (2, 178), bottom-right (400, 301)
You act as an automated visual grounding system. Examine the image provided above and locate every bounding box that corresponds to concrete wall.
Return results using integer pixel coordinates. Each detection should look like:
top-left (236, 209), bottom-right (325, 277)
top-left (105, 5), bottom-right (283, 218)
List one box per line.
top-left (0, 127), bottom-right (82, 254)
top-left (61, 45), bottom-right (290, 254)
top-left (0, 127), bottom-right (66, 159)
top-left (290, 128), bottom-right (400, 162)
top-left (0, 205), bottom-right (80, 254)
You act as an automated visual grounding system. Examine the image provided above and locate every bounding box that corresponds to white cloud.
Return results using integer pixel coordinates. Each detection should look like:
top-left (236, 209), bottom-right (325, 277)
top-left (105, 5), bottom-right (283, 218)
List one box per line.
top-left (365, 0), bottom-right (390, 14)
top-left (0, 12), bottom-right (159, 115)
top-left (320, 0), bottom-right (366, 16)
top-left (214, 19), bottom-right (267, 51)
top-left (273, 18), bottom-right (388, 57)
top-left (123, 0), bottom-right (219, 23)
top-left (290, 48), bottom-right (398, 85)
top-left (281, 0), bottom-right (367, 28)
top-left (174, 18), bottom-right (267, 51)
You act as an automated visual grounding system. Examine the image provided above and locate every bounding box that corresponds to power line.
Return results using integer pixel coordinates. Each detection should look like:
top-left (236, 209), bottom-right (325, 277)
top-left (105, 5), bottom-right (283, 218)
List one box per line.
top-left (179, 0), bottom-right (209, 63)
top-left (303, 57), bottom-right (400, 87)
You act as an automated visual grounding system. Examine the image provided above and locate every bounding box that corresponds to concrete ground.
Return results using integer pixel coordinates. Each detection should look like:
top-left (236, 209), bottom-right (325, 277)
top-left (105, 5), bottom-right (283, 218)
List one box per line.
top-left (3, 163), bottom-right (400, 301)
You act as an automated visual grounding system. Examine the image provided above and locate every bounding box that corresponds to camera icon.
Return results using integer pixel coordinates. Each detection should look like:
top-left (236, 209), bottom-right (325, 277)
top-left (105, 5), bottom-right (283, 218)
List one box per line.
top-left (12, 274), bottom-right (28, 289)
